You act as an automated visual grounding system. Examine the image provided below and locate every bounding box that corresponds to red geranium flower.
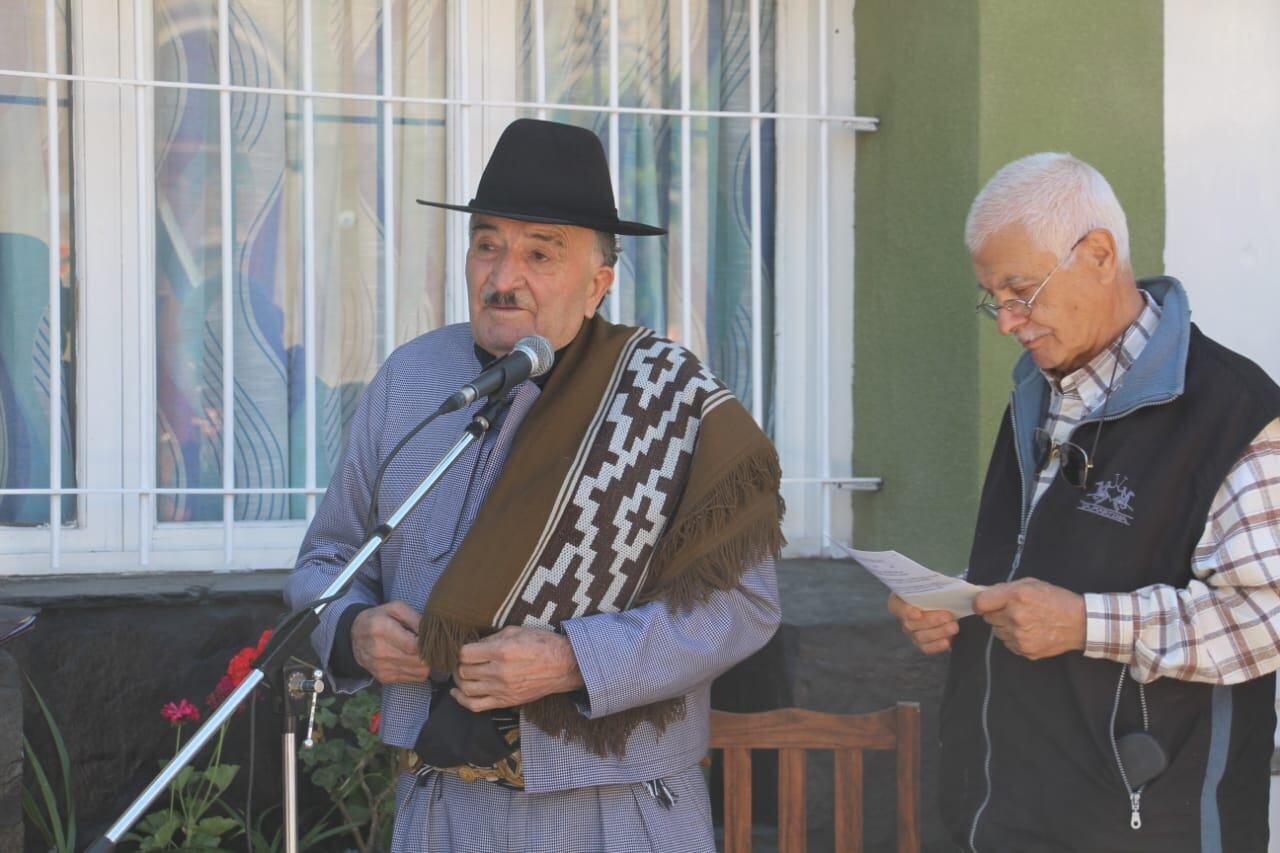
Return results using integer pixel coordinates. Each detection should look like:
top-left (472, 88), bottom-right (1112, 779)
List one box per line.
top-left (204, 629), bottom-right (275, 710)
top-left (205, 674), bottom-right (235, 709)
top-left (226, 647), bottom-right (256, 686)
top-left (161, 698), bottom-right (201, 726)
top-left (226, 629), bottom-right (274, 688)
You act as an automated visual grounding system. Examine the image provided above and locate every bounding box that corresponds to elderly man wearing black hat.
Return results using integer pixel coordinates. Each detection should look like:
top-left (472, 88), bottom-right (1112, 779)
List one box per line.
top-left (284, 119), bottom-right (783, 852)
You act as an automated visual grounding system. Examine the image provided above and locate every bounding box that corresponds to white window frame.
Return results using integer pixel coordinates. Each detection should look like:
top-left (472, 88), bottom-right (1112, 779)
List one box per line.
top-left (0, 0), bottom-right (878, 576)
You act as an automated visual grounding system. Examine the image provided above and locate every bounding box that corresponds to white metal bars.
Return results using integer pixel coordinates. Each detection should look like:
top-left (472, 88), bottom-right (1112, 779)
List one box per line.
top-left (680, 0), bottom-right (692, 346)
top-left (0, 67), bottom-right (879, 127)
top-left (818, 0), bottom-right (833, 552)
top-left (0, 1), bottom-right (881, 571)
top-left (303, 0), bottom-right (318, 523)
top-left (45, 0), bottom-right (62, 567)
top-left (218, 0), bottom-right (235, 562)
top-left (607, 0), bottom-right (621, 323)
top-left (382, 0), bottom-right (398, 361)
top-left (533, 0), bottom-right (547, 120)
top-left (135, 0), bottom-right (154, 565)
top-left (445, 0), bottom-right (472, 325)
top-left (748, 0), bottom-right (763, 425)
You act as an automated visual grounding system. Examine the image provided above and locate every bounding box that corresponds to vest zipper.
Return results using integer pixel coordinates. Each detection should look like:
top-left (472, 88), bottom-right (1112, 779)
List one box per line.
top-left (1109, 666), bottom-right (1151, 831)
top-left (967, 375), bottom-right (1180, 849)
top-left (968, 402), bottom-right (1034, 852)
top-left (1082, 393), bottom-right (1175, 832)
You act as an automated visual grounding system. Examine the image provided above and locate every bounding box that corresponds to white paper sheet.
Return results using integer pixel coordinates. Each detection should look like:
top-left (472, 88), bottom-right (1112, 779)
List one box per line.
top-left (828, 540), bottom-right (984, 616)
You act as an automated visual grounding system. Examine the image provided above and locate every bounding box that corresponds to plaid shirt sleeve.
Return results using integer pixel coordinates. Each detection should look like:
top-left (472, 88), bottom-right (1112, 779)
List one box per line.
top-left (1083, 417), bottom-right (1280, 684)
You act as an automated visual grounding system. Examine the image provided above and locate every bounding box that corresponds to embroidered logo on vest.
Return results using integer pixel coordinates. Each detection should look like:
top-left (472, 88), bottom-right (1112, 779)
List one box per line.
top-left (1077, 475), bottom-right (1136, 526)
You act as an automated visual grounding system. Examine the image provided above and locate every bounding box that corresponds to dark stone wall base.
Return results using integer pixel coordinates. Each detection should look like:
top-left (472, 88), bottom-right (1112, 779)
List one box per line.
top-left (1, 652), bottom-right (22, 853)
top-left (3, 572), bottom-right (292, 851)
top-left (2, 561), bottom-right (949, 850)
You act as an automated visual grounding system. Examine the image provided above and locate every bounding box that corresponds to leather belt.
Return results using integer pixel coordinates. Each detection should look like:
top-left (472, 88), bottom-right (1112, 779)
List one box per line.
top-left (398, 749), bottom-right (424, 775)
top-left (397, 747), bottom-right (526, 790)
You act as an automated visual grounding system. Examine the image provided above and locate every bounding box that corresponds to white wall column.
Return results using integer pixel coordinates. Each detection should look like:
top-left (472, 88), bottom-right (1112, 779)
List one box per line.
top-left (1164, 0), bottom-right (1280, 382)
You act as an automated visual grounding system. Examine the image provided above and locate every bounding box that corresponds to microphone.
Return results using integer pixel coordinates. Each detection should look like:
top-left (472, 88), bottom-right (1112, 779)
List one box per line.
top-left (437, 335), bottom-right (555, 414)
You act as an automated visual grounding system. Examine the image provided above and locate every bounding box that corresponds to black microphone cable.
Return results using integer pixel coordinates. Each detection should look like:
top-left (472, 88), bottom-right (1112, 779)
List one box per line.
top-left (363, 408), bottom-right (444, 538)
top-left (362, 338), bottom-right (549, 537)
top-left (262, 376), bottom-right (522, 853)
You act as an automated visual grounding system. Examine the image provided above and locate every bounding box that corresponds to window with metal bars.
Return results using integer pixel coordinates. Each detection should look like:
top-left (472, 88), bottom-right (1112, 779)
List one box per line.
top-left (0, 0), bottom-right (876, 575)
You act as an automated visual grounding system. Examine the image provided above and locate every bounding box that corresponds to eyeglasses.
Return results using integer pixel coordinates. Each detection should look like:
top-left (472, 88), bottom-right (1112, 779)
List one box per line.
top-left (976, 234), bottom-right (1088, 320)
top-left (1033, 427), bottom-right (1097, 489)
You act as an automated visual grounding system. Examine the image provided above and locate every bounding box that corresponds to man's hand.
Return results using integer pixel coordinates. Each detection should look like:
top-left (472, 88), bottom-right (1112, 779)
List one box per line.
top-left (352, 601), bottom-right (431, 684)
top-left (888, 593), bottom-right (960, 654)
top-left (452, 625), bottom-right (586, 712)
top-left (973, 578), bottom-right (1086, 660)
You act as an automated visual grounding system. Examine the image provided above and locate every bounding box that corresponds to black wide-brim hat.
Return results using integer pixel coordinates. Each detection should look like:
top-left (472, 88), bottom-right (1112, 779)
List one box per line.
top-left (416, 118), bottom-right (666, 237)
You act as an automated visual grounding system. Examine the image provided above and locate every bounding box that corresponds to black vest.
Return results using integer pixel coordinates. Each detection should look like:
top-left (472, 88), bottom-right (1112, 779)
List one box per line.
top-left (941, 326), bottom-right (1280, 852)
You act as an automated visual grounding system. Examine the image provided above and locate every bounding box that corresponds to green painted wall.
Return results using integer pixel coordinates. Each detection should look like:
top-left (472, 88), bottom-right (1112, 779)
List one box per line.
top-left (851, 0), bottom-right (982, 572)
top-left (852, 0), bottom-right (1164, 572)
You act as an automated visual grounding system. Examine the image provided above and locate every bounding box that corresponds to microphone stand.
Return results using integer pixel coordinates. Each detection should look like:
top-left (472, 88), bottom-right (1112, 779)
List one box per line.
top-left (88, 395), bottom-right (512, 852)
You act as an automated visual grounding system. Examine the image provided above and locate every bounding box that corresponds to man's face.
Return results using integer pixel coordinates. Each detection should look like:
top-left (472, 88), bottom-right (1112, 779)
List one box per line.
top-left (466, 215), bottom-right (614, 356)
top-left (972, 223), bottom-right (1118, 375)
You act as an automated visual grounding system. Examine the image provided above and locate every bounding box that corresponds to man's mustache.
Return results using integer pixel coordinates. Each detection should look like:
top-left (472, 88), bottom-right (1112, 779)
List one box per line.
top-left (482, 291), bottom-right (523, 308)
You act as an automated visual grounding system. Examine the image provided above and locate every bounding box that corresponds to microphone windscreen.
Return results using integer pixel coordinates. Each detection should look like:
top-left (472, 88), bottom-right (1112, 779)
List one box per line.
top-left (513, 335), bottom-right (555, 377)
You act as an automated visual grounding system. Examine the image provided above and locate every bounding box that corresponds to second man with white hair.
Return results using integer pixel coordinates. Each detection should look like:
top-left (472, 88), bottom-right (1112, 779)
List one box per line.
top-left (890, 152), bottom-right (1280, 851)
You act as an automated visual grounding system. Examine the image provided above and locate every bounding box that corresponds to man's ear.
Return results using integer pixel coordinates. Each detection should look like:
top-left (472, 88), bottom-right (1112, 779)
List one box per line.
top-left (1082, 228), bottom-right (1118, 285)
top-left (585, 265), bottom-right (615, 316)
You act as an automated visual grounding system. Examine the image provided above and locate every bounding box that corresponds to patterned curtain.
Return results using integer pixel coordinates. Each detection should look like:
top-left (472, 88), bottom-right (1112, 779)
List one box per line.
top-left (0, 0), bottom-right (76, 526)
top-left (0, 0), bottom-right (774, 526)
top-left (522, 0), bottom-right (776, 425)
top-left (152, 0), bottom-right (448, 522)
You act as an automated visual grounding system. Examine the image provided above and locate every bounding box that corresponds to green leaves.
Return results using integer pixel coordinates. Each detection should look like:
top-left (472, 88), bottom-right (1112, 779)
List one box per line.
top-left (203, 762), bottom-right (239, 795)
top-left (130, 811), bottom-right (180, 849)
top-left (20, 677), bottom-right (76, 853)
top-left (313, 699), bottom-right (338, 729)
top-left (231, 801), bottom-right (357, 853)
top-left (196, 816), bottom-right (240, 836)
top-left (19, 651), bottom-right (396, 853)
top-left (298, 687), bottom-right (398, 853)
top-left (130, 724), bottom-right (244, 850)
top-left (126, 809), bottom-right (221, 851)
top-left (173, 765), bottom-right (195, 790)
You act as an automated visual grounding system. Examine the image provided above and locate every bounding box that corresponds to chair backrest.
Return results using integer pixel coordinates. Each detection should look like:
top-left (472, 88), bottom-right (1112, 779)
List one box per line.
top-left (709, 703), bottom-right (921, 853)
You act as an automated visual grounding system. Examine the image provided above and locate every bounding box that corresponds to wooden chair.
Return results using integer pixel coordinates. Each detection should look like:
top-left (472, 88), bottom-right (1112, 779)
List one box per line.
top-left (709, 703), bottom-right (921, 853)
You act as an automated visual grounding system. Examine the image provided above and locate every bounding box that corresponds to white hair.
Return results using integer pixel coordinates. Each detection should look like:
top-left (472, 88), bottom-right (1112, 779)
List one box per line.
top-left (964, 152), bottom-right (1131, 270)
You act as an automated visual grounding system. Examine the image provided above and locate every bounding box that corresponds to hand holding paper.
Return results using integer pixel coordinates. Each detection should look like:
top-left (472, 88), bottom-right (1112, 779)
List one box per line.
top-left (828, 540), bottom-right (984, 616)
top-left (887, 593), bottom-right (960, 654)
top-left (972, 578), bottom-right (1086, 660)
